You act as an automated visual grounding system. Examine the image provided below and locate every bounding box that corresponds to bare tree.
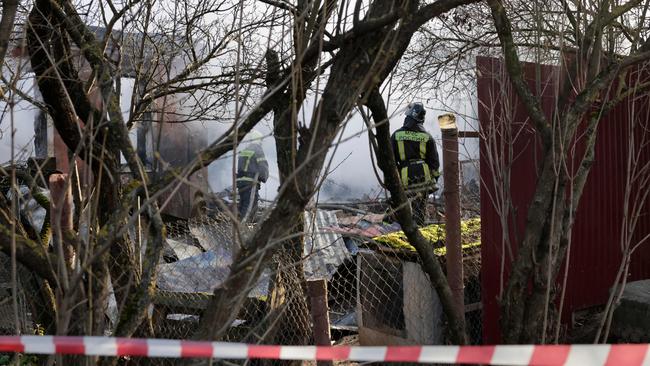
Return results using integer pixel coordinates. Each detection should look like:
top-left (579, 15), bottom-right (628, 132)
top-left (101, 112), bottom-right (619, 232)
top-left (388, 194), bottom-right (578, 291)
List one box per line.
top-left (483, 0), bottom-right (650, 344)
top-left (595, 67), bottom-right (650, 343)
top-left (0, 0), bottom-right (482, 356)
top-left (0, 0), bottom-right (18, 72)
top-left (194, 0), bottom-right (481, 345)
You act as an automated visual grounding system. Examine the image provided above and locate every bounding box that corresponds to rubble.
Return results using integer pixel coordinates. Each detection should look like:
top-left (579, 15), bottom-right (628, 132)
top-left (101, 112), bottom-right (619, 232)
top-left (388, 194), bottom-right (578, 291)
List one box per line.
top-left (304, 209), bottom-right (351, 281)
top-left (156, 247), bottom-right (271, 297)
top-left (5, 185), bottom-right (48, 234)
top-left (151, 201), bottom-right (482, 344)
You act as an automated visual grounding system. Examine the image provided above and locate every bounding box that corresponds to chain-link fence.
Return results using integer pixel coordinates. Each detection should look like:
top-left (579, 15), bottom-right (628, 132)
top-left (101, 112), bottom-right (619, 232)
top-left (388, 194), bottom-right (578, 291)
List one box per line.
top-left (119, 203), bottom-right (482, 348)
top-left (0, 181), bottom-right (482, 365)
top-left (332, 212), bottom-right (482, 346)
top-left (0, 255), bottom-right (32, 337)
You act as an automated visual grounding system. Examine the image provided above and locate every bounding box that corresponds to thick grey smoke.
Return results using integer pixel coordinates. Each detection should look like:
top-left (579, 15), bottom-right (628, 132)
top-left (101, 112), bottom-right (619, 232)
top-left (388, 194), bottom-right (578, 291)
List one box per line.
top-left (314, 91), bottom-right (479, 202)
top-left (206, 119), bottom-right (281, 199)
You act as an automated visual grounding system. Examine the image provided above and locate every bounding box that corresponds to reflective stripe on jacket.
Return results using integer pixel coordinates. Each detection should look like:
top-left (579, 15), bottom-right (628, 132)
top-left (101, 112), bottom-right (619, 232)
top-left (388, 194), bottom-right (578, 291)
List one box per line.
top-left (391, 117), bottom-right (440, 188)
top-left (236, 143), bottom-right (269, 184)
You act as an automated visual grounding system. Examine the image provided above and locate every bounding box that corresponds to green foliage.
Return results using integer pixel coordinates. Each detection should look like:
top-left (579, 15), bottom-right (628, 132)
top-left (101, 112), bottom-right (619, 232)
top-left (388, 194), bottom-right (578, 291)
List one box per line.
top-left (0, 327), bottom-right (44, 365)
top-left (373, 218), bottom-right (481, 255)
top-left (0, 354), bottom-right (40, 366)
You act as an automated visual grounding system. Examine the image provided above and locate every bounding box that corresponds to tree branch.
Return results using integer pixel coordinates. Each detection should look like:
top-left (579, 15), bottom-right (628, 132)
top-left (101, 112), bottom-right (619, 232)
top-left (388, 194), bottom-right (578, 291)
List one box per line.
top-left (487, 0), bottom-right (552, 149)
top-left (413, 0), bottom-right (482, 30)
top-left (0, 219), bottom-right (58, 286)
top-left (27, 1), bottom-right (87, 159)
top-left (257, 0), bottom-right (297, 13)
top-left (0, 0), bottom-right (18, 74)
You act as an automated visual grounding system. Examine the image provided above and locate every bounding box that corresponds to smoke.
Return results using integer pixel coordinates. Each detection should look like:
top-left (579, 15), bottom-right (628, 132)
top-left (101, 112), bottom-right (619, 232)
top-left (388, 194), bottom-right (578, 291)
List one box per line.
top-left (0, 70), bottom-right (480, 204)
top-left (204, 86), bottom-right (480, 202)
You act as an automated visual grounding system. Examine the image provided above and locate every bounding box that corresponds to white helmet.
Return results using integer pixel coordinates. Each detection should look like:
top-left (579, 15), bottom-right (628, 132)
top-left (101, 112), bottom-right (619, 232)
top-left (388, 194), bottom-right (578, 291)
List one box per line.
top-left (244, 130), bottom-right (264, 144)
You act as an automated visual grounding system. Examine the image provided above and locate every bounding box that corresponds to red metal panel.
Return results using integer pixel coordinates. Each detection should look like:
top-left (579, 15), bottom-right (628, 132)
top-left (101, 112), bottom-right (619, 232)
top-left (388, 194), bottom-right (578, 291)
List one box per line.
top-left (478, 56), bottom-right (650, 343)
top-left (478, 56), bottom-right (550, 343)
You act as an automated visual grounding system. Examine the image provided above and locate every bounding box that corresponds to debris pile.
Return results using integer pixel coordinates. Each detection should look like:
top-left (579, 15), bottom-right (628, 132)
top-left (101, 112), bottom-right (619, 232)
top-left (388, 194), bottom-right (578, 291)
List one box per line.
top-left (149, 200), bottom-right (482, 345)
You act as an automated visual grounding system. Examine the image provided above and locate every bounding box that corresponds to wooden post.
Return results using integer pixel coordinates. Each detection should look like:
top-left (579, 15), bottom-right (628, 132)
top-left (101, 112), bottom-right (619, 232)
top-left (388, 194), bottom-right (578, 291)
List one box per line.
top-left (439, 114), bottom-right (465, 318)
top-left (307, 279), bottom-right (332, 366)
top-left (49, 173), bottom-right (74, 269)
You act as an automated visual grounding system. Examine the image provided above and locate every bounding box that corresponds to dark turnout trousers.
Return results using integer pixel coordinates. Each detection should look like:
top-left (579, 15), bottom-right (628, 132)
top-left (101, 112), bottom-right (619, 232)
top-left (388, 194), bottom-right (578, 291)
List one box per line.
top-left (237, 181), bottom-right (260, 222)
top-left (407, 185), bottom-right (430, 226)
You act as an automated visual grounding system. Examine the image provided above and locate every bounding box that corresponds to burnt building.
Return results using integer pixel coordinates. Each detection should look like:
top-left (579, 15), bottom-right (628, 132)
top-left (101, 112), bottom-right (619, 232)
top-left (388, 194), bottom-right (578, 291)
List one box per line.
top-left (18, 26), bottom-right (209, 219)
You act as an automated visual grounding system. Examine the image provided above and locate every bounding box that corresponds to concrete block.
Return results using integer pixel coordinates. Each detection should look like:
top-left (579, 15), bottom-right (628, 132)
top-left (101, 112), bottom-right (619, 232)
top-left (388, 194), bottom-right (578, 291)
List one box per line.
top-left (611, 280), bottom-right (650, 342)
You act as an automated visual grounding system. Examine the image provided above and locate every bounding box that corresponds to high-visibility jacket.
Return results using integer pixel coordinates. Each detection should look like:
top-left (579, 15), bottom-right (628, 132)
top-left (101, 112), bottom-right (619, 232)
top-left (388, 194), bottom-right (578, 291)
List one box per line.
top-left (390, 117), bottom-right (440, 188)
top-left (236, 142), bottom-right (269, 184)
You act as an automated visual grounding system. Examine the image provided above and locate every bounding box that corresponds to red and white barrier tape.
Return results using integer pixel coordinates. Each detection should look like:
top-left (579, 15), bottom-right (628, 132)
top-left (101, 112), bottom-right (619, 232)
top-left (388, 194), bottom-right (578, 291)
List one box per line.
top-left (0, 336), bottom-right (648, 365)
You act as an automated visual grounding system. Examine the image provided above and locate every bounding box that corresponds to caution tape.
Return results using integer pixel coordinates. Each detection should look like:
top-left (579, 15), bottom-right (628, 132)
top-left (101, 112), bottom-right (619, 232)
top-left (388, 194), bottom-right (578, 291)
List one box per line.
top-left (0, 336), bottom-right (648, 365)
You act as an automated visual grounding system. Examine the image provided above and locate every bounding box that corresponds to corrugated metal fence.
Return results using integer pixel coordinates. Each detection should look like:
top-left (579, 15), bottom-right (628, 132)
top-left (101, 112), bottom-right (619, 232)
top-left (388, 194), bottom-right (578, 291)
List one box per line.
top-left (478, 56), bottom-right (650, 342)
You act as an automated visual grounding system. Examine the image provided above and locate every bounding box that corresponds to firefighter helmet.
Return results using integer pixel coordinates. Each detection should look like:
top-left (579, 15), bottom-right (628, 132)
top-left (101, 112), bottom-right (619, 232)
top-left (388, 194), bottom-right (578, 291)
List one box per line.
top-left (405, 102), bottom-right (426, 123)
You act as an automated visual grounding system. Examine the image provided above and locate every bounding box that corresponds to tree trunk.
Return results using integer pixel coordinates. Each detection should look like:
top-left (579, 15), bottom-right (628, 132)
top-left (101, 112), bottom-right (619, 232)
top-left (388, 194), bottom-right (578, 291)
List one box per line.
top-left (366, 89), bottom-right (468, 345)
top-left (0, 0), bottom-right (19, 71)
top-left (195, 2), bottom-right (401, 339)
top-left (262, 48), bottom-right (312, 349)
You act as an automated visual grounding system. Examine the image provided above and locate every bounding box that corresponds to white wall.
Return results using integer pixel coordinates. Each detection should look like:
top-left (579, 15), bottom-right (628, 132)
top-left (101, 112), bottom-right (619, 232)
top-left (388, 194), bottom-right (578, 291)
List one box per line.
top-left (0, 71), bottom-right (37, 164)
top-left (0, 74), bottom-right (139, 165)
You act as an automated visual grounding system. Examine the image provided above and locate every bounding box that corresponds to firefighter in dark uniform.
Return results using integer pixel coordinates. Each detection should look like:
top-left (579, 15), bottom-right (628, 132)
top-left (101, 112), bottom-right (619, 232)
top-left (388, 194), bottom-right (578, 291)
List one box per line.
top-left (391, 102), bottom-right (440, 226)
top-left (236, 130), bottom-right (269, 222)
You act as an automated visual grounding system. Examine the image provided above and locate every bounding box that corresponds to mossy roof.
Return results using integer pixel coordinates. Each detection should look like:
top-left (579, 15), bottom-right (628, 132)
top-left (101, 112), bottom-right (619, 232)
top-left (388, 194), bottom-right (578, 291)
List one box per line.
top-left (372, 218), bottom-right (481, 256)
